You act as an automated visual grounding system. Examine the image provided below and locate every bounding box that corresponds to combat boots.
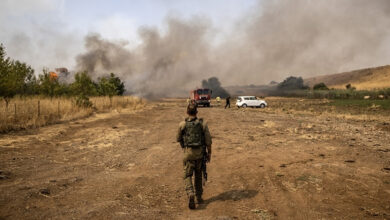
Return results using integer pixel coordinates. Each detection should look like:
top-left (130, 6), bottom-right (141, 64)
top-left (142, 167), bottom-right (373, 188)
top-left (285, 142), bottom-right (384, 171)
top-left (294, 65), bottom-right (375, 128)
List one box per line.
top-left (196, 195), bottom-right (204, 204)
top-left (188, 195), bottom-right (195, 209)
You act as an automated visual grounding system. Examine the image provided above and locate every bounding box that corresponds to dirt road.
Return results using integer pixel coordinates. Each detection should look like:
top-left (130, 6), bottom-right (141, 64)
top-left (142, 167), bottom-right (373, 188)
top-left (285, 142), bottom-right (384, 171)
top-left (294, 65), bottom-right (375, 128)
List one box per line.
top-left (1, 98), bottom-right (390, 219)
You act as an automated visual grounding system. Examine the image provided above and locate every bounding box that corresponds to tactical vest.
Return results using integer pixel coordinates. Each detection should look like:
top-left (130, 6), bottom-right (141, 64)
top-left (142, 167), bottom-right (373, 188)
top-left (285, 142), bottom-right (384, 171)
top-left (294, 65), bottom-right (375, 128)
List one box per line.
top-left (183, 118), bottom-right (205, 148)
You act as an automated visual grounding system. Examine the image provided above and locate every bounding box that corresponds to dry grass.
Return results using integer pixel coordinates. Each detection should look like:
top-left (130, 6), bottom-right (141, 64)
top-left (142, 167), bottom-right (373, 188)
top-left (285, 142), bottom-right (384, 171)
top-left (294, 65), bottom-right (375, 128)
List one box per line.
top-left (305, 65), bottom-right (390, 90)
top-left (0, 96), bottom-right (145, 133)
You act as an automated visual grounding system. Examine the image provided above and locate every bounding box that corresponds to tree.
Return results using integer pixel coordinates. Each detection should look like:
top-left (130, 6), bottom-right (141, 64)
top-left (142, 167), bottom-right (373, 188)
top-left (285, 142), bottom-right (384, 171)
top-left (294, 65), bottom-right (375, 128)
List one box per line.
top-left (98, 77), bottom-right (115, 96)
top-left (0, 44), bottom-right (35, 107)
top-left (277, 76), bottom-right (308, 90)
top-left (108, 73), bottom-right (125, 95)
top-left (71, 71), bottom-right (98, 96)
top-left (70, 72), bottom-right (98, 107)
top-left (313, 82), bottom-right (329, 90)
top-left (39, 69), bottom-right (60, 98)
top-left (345, 83), bottom-right (356, 90)
top-left (97, 73), bottom-right (125, 106)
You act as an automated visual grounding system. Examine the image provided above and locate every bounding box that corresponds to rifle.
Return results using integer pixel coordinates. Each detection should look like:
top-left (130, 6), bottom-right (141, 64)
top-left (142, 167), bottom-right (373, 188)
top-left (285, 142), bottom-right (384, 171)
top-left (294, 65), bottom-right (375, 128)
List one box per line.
top-left (202, 145), bottom-right (208, 185)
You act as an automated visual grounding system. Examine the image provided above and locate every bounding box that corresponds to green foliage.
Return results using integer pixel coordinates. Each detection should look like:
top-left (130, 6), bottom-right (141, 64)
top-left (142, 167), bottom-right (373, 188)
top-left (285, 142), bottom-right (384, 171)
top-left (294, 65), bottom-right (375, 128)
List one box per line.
top-left (1, 43), bottom-right (126, 107)
top-left (108, 73), bottom-right (125, 95)
top-left (70, 71), bottom-right (98, 97)
top-left (0, 44), bottom-right (36, 105)
top-left (97, 73), bottom-right (125, 97)
top-left (346, 83), bottom-right (356, 90)
top-left (277, 76), bottom-right (308, 90)
top-left (313, 82), bottom-right (329, 90)
top-left (285, 88), bottom-right (390, 100)
top-left (329, 99), bottom-right (390, 110)
top-left (39, 69), bottom-right (59, 97)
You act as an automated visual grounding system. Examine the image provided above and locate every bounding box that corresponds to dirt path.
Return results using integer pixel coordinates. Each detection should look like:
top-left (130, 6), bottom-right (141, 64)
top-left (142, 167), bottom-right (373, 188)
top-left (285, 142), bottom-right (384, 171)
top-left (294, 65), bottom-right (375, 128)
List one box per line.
top-left (1, 99), bottom-right (390, 219)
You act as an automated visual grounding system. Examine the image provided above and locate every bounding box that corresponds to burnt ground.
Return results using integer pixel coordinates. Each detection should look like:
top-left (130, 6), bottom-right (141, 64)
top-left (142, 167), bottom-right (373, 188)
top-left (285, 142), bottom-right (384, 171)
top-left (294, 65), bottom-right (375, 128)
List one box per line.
top-left (0, 98), bottom-right (390, 219)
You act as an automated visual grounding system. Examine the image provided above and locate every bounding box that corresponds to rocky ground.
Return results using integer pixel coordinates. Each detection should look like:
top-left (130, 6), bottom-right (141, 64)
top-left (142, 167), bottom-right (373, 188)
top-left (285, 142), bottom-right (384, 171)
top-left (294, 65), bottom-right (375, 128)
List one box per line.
top-left (0, 98), bottom-right (390, 219)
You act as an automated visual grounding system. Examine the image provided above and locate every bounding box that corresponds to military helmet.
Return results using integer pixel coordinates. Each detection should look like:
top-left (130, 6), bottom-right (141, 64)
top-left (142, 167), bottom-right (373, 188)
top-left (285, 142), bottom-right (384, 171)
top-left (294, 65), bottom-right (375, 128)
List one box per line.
top-left (187, 103), bottom-right (198, 115)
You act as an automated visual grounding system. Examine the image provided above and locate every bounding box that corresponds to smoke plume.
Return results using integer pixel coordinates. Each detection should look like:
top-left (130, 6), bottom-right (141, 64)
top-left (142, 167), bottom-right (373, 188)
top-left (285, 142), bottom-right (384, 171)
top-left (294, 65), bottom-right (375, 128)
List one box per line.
top-left (202, 77), bottom-right (230, 98)
top-left (76, 0), bottom-right (390, 97)
top-left (76, 16), bottom-right (213, 98)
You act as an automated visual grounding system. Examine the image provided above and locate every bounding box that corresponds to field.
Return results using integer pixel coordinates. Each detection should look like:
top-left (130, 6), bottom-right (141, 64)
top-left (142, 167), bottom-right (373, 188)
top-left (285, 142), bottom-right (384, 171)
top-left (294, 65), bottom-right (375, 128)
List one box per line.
top-left (1, 98), bottom-right (390, 219)
top-left (0, 96), bottom-right (145, 133)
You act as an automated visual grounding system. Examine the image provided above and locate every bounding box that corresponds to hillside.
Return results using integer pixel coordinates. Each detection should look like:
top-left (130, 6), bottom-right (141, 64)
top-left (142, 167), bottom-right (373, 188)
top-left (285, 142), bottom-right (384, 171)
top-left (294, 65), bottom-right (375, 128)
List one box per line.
top-left (304, 65), bottom-right (390, 90)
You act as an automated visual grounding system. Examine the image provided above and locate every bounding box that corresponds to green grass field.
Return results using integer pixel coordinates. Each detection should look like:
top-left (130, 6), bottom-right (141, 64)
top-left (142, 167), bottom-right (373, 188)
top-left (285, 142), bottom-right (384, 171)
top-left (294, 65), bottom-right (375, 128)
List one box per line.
top-left (329, 99), bottom-right (390, 110)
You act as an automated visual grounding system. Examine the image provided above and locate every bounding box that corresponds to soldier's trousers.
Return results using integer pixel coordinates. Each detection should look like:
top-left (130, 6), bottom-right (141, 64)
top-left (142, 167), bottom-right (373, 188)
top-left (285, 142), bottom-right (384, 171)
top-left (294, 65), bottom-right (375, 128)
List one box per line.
top-left (183, 159), bottom-right (203, 198)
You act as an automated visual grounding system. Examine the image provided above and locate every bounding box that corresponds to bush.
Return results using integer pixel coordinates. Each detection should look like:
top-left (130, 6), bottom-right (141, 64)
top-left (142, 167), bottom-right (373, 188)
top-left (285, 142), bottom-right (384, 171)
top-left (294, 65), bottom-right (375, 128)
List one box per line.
top-left (97, 73), bottom-right (125, 97)
top-left (75, 95), bottom-right (93, 108)
top-left (346, 83), bottom-right (356, 90)
top-left (313, 82), bottom-right (329, 90)
top-left (70, 71), bottom-right (98, 97)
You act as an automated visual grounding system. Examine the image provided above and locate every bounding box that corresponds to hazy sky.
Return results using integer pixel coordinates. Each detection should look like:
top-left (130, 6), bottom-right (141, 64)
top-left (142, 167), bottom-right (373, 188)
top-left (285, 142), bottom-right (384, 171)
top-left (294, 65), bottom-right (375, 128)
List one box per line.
top-left (0, 0), bottom-right (257, 71)
top-left (1, 0), bottom-right (390, 92)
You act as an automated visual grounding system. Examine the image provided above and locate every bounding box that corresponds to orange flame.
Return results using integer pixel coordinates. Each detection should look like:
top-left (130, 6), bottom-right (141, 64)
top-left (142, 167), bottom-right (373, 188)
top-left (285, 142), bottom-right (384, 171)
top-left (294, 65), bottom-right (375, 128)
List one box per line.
top-left (49, 72), bottom-right (58, 80)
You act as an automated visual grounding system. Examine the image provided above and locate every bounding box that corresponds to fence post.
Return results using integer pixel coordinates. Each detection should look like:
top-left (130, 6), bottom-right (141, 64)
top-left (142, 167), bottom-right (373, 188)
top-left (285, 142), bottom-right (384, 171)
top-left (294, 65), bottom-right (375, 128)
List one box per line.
top-left (38, 100), bottom-right (40, 117)
top-left (14, 103), bottom-right (16, 122)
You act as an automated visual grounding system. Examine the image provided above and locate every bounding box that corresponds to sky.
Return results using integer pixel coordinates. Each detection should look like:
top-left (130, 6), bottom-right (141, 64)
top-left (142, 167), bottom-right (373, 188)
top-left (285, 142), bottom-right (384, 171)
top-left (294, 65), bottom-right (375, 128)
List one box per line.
top-left (1, 0), bottom-right (390, 93)
top-left (0, 0), bottom-right (258, 72)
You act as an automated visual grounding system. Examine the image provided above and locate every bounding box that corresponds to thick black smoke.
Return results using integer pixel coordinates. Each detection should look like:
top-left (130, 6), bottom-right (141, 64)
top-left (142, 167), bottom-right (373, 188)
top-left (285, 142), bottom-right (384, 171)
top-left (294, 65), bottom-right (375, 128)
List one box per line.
top-left (201, 77), bottom-right (230, 98)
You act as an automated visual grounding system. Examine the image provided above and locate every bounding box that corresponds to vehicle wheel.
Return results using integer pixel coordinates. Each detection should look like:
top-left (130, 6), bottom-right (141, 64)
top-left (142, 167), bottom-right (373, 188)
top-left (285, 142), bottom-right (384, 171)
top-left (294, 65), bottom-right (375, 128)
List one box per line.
top-left (260, 103), bottom-right (265, 108)
top-left (242, 104), bottom-right (247, 108)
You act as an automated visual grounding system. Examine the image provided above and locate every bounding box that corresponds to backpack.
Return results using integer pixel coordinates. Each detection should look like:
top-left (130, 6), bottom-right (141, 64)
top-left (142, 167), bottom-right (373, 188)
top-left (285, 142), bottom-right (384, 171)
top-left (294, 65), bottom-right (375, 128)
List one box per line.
top-left (183, 118), bottom-right (204, 148)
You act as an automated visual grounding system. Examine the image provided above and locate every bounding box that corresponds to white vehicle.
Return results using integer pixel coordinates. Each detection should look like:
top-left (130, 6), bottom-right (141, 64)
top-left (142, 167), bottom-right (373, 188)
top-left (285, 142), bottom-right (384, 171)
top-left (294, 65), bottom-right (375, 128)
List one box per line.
top-left (236, 96), bottom-right (267, 108)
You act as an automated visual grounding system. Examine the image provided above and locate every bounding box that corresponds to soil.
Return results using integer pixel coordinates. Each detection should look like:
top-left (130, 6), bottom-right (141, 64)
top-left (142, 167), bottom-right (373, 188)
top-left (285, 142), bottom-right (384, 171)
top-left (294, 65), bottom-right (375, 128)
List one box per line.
top-left (1, 98), bottom-right (390, 219)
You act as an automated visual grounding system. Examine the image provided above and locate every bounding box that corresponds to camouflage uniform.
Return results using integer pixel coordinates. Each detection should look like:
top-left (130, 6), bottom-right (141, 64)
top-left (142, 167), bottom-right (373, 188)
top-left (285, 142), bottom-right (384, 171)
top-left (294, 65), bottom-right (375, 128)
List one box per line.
top-left (177, 116), bottom-right (212, 201)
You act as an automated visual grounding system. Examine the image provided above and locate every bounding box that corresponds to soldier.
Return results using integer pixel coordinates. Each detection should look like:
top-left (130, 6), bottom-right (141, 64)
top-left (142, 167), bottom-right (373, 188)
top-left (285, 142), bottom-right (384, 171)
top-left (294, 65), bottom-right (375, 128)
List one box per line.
top-left (225, 96), bottom-right (231, 109)
top-left (177, 104), bottom-right (212, 209)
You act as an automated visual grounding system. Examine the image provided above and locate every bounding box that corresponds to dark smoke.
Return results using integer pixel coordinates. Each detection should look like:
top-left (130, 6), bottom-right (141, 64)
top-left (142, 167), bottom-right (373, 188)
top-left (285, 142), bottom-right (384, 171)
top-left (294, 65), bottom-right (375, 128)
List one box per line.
top-left (75, 0), bottom-right (390, 97)
top-left (202, 77), bottom-right (230, 98)
top-left (76, 16), bottom-right (212, 98)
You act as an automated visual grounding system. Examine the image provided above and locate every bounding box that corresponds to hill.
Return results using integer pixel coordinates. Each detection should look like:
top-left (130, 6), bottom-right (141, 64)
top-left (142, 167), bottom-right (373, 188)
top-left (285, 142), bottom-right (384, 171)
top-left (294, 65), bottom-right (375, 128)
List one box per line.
top-left (304, 65), bottom-right (390, 90)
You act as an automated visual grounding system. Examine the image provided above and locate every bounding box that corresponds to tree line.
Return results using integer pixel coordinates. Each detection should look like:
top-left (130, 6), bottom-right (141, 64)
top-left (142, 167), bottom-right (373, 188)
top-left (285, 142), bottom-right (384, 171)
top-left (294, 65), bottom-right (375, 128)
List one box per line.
top-left (0, 44), bottom-right (125, 107)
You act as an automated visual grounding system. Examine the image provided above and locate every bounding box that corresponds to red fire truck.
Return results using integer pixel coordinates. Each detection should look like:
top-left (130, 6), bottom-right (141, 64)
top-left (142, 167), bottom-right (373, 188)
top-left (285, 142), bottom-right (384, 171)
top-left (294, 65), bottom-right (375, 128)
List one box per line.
top-left (190, 88), bottom-right (212, 107)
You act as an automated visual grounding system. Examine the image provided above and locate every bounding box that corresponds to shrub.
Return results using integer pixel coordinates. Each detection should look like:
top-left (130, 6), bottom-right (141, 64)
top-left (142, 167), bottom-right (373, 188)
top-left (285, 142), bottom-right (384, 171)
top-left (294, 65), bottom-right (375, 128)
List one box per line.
top-left (313, 82), bottom-right (329, 90)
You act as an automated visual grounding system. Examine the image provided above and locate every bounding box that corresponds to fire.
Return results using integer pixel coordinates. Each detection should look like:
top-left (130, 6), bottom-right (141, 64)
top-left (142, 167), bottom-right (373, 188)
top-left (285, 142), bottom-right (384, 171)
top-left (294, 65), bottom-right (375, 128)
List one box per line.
top-left (49, 72), bottom-right (58, 80)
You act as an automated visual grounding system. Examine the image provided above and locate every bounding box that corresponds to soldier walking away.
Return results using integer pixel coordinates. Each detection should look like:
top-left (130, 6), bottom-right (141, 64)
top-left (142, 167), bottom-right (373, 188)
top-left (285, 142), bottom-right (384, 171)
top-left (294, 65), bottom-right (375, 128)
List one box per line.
top-left (177, 104), bottom-right (212, 209)
top-left (225, 96), bottom-right (231, 109)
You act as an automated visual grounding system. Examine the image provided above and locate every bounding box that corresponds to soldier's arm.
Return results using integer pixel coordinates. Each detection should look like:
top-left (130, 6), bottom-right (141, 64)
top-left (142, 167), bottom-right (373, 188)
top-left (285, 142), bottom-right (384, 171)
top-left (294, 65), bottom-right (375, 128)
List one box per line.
top-left (203, 122), bottom-right (212, 156)
top-left (177, 121), bottom-right (186, 147)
